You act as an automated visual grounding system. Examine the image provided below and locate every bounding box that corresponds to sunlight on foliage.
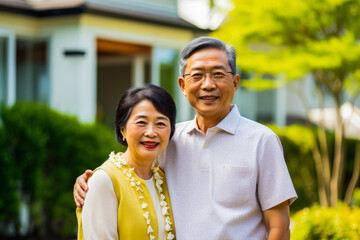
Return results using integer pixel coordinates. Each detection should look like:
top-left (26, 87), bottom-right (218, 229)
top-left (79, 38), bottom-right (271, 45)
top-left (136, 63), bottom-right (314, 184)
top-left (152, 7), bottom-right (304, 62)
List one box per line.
top-left (267, 124), bottom-right (314, 153)
top-left (353, 188), bottom-right (360, 207)
top-left (213, 0), bottom-right (360, 83)
top-left (344, 69), bottom-right (360, 99)
top-left (213, 0), bottom-right (360, 208)
top-left (291, 204), bottom-right (360, 240)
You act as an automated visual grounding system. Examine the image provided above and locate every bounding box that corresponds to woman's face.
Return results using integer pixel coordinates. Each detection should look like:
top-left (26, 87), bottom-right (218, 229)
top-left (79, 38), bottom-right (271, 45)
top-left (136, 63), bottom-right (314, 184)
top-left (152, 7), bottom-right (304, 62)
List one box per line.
top-left (121, 99), bottom-right (171, 162)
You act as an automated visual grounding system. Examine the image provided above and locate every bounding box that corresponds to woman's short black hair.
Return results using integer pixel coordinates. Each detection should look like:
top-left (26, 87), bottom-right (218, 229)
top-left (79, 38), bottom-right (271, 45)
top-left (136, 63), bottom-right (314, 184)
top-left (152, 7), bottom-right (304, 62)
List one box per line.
top-left (115, 84), bottom-right (177, 146)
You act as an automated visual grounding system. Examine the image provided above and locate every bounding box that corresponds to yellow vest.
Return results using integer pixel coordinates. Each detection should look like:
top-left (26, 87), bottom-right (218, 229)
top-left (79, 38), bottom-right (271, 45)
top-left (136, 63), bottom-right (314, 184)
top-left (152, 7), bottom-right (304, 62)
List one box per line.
top-left (76, 158), bottom-right (176, 239)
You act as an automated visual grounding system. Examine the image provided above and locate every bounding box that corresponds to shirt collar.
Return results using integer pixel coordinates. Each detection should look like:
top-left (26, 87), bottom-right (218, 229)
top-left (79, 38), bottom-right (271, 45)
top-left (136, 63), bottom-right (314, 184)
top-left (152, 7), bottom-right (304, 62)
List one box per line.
top-left (186, 105), bottom-right (241, 135)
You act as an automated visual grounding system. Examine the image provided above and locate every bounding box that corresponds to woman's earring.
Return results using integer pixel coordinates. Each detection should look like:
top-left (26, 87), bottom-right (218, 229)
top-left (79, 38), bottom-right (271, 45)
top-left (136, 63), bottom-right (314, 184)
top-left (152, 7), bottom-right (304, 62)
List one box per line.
top-left (123, 136), bottom-right (126, 141)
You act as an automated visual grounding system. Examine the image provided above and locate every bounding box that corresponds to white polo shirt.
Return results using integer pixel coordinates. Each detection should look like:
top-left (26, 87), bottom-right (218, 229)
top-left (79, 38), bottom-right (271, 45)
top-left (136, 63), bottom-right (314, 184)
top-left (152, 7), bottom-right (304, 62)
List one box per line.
top-left (158, 105), bottom-right (297, 240)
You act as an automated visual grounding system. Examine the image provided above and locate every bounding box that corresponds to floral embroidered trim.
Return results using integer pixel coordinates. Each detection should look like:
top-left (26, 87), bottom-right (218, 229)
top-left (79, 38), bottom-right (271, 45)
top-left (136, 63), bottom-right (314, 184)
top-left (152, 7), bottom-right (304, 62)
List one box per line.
top-left (108, 152), bottom-right (175, 240)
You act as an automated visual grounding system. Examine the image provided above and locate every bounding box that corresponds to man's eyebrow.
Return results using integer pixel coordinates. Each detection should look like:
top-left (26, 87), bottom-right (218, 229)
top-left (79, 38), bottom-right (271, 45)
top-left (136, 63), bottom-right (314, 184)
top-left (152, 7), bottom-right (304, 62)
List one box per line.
top-left (212, 66), bottom-right (227, 70)
top-left (190, 65), bottom-right (227, 71)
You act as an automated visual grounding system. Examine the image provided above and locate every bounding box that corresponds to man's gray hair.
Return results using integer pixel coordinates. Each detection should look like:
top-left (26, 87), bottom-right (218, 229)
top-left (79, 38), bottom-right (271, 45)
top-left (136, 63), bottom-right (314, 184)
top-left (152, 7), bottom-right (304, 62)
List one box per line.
top-left (179, 36), bottom-right (237, 76)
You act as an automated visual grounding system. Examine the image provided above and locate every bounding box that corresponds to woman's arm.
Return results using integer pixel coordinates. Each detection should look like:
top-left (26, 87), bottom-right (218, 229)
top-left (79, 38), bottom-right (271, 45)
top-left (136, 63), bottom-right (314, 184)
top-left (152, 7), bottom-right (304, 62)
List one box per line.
top-left (82, 170), bottom-right (118, 240)
top-left (263, 200), bottom-right (290, 240)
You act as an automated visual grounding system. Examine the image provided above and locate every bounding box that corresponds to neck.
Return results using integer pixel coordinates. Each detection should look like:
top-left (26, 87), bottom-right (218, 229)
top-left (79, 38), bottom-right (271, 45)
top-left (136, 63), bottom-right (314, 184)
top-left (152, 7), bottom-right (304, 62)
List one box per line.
top-left (123, 151), bottom-right (153, 180)
top-left (196, 106), bottom-right (232, 134)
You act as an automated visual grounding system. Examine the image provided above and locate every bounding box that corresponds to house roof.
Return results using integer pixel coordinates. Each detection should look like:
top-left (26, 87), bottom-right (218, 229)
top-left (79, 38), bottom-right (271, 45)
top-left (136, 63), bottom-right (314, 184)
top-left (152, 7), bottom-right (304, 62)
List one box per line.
top-left (0, 0), bottom-right (211, 32)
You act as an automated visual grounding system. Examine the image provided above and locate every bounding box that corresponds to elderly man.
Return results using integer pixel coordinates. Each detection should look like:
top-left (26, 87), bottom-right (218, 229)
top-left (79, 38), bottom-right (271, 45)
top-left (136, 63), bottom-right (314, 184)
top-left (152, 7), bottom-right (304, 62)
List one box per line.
top-left (74, 37), bottom-right (297, 239)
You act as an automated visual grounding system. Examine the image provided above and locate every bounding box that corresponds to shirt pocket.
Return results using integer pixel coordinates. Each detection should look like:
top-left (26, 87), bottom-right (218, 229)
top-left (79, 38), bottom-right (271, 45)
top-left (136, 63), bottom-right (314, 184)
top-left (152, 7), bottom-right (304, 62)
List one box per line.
top-left (212, 164), bottom-right (253, 206)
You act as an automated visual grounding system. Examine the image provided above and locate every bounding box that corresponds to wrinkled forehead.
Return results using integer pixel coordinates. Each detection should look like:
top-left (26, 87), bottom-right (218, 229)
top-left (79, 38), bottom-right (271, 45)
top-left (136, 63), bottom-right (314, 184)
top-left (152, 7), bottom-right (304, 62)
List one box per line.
top-left (186, 49), bottom-right (230, 71)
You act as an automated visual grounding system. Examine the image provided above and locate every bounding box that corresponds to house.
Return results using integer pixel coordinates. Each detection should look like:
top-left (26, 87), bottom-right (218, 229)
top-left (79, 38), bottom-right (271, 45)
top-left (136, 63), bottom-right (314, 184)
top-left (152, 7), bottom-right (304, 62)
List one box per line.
top-left (1, 0), bottom-right (336, 129)
top-left (0, 0), bottom-right (209, 127)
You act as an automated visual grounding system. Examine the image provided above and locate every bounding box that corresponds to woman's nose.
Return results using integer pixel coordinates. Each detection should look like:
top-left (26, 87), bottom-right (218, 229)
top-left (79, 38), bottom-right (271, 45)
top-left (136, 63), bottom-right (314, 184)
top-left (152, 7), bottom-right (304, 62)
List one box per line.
top-left (144, 125), bottom-right (157, 137)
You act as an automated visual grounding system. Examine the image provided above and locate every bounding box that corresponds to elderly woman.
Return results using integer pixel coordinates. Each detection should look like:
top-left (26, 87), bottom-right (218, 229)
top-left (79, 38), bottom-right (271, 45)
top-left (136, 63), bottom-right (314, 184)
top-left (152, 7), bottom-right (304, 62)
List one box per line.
top-left (76, 84), bottom-right (176, 240)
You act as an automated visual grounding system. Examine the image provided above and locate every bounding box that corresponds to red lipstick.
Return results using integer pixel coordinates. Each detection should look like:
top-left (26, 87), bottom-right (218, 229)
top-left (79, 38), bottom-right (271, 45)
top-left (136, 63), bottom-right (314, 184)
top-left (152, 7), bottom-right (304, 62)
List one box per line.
top-left (142, 141), bottom-right (158, 149)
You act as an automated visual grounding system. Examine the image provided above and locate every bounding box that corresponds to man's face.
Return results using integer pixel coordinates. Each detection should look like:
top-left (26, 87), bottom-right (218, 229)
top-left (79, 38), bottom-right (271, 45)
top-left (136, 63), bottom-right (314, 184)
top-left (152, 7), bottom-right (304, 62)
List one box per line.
top-left (178, 48), bottom-right (240, 121)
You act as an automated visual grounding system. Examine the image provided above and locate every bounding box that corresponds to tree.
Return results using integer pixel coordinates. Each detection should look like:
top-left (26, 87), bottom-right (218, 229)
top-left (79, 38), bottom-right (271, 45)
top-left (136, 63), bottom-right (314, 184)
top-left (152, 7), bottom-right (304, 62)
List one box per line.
top-left (213, 0), bottom-right (360, 207)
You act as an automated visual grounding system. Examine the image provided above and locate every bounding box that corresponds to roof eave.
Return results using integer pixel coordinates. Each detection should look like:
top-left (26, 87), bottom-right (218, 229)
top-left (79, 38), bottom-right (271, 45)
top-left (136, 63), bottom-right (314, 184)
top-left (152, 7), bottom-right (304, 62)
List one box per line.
top-left (0, 0), bottom-right (212, 33)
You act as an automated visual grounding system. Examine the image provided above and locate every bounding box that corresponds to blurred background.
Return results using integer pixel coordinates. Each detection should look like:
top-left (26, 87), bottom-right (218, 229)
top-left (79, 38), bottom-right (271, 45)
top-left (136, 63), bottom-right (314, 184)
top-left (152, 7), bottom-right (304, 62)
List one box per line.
top-left (0, 0), bottom-right (359, 239)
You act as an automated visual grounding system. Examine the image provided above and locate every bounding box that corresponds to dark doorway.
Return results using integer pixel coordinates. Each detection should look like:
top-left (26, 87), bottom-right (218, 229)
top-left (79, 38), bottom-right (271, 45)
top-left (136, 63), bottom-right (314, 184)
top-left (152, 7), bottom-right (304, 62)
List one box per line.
top-left (96, 38), bottom-right (151, 128)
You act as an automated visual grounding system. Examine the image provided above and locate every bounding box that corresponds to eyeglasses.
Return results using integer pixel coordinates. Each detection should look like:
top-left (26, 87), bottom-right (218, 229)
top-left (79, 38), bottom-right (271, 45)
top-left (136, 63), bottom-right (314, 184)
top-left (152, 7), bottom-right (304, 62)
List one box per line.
top-left (183, 70), bottom-right (233, 82)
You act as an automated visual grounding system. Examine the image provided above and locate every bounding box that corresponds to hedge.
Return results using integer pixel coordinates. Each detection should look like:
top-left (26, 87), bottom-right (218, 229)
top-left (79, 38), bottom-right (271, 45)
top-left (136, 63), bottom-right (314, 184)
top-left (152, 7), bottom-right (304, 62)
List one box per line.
top-left (0, 127), bottom-right (20, 234)
top-left (0, 102), bottom-right (125, 238)
top-left (291, 204), bottom-right (360, 240)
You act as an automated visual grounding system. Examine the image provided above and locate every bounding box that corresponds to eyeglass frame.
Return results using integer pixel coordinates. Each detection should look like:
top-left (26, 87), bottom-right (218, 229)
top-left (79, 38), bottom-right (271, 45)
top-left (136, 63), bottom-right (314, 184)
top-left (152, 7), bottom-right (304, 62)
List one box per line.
top-left (183, 70), bottom-right (234, 82)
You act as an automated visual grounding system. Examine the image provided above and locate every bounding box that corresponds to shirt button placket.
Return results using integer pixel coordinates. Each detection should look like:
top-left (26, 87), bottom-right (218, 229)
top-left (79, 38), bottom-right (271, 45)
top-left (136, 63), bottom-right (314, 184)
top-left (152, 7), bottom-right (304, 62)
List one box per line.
top-left (199, 136), bottom-right (210, 171)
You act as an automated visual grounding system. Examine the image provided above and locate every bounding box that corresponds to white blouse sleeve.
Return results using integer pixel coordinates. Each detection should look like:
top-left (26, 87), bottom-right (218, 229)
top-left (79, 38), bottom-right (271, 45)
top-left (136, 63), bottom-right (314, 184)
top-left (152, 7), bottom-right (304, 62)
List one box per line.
top-left (82, 170), bottom-right (118, 240)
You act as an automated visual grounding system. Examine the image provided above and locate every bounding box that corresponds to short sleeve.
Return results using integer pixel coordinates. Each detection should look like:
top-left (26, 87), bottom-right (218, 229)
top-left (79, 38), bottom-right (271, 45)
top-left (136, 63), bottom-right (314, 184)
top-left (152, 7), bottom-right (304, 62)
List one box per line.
top-left (257, 133), bottom-right (298, 211)
top-left (156, 150), bottom-right (167, 169)
top-left (82, 170), bottom-right (118, 240)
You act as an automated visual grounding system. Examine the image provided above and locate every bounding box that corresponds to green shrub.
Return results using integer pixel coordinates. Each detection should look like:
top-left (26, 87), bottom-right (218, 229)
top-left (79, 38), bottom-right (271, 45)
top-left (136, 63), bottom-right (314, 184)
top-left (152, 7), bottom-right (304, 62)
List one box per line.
top-left (1, 102), bottom-right (125, 237)
top-left (267, 124), bottom-right (318, 212)
top-left (268, 124), bottom-right (360, 212)
top-left (352, 188), bottom-right (360, 207)
top-left (291, 204), bottom-right (360, 240)
top-left (0, 127), bottom-right (20, 235)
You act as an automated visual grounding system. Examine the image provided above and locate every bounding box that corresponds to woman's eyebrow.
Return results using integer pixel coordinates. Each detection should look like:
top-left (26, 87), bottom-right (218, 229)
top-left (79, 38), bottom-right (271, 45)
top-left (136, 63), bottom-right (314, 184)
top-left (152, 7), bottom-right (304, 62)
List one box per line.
top-left (157, 116), bottom-right (169, 121)
top-left (133, 115), bottom-right (148, 119)
top-left (134, 115), bottom-right (169, 121)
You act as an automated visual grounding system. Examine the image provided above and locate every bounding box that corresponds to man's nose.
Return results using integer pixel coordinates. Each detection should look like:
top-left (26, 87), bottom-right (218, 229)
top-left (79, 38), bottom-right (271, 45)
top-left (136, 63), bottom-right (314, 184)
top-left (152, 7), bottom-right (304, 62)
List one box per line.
top-left (201, 73), bottom-right (216, 89)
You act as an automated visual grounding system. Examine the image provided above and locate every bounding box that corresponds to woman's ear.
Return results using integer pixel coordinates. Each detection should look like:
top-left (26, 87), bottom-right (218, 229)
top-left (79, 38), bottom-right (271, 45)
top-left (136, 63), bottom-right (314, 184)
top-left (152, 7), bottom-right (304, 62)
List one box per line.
top-left (120, 127), bottom-right (126, 140)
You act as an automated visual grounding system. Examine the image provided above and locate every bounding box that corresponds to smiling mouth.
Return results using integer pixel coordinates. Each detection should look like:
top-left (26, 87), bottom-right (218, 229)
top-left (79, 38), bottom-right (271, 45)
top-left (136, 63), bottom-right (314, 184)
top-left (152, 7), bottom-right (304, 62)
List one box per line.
top-left (141, 142), bottom-right (159, 149)
top-left (200, 96), bottom-right (219, 100)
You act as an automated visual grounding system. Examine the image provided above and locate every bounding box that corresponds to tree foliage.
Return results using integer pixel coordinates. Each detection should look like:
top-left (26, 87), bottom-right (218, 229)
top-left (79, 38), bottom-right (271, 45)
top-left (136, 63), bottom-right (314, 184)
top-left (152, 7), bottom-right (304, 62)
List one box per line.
top-left (214, 0), bottom-right (360, 89)
top-left (213, 0), bottom-right (360, 207)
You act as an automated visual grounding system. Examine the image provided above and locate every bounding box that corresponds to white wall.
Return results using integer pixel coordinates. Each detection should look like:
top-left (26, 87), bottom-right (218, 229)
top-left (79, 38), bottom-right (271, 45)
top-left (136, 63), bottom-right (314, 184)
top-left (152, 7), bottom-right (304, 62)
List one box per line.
top-left (0, 29), bottom-right (16, 106)
top-left (235, 87), bottom-right (257, 120)
top-left (49, 26), bottom-right (97, 122)
top-left (285, 74), bottom-right (316, 120)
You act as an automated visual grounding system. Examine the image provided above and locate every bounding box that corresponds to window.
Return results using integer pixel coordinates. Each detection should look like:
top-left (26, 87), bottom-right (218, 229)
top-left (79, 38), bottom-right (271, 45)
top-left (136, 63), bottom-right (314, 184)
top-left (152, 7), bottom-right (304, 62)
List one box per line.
top-left (16, 39), bottom-right (49, 104)
top-left (0, 37), bottom-right (8, 105)
top-left (157, 47), bottom-right (179, 99)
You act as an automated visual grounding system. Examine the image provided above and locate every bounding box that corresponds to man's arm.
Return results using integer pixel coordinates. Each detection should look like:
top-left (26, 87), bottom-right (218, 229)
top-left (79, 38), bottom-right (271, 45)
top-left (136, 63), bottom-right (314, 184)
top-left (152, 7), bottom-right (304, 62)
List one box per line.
top-left (73, 170), bottom-right (93, 208)
top-left (263, 200), bottom-right (291, 240)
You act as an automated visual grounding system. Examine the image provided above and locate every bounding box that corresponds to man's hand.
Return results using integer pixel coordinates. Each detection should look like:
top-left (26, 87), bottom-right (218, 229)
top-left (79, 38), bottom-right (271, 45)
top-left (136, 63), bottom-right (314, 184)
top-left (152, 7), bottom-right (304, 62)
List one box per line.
top-left (74, 170), bottom-right (93, 208)
top-left (263, 200), bottom-right (291, 240)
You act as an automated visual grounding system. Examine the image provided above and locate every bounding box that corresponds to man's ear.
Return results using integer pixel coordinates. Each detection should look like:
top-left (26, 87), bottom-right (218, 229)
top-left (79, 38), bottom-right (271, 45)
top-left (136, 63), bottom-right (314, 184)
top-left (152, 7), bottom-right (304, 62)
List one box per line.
top-left (233, 74), bottom-right (240, 93)
top-left (178, 77), bottom-right (187, 96)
